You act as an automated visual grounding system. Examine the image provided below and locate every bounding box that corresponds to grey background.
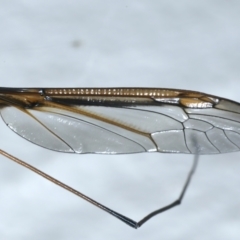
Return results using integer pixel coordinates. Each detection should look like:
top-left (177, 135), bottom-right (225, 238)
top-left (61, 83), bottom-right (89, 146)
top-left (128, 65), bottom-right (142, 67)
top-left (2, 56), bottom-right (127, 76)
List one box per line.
top-left (0, 1), bottom-right (240, 239)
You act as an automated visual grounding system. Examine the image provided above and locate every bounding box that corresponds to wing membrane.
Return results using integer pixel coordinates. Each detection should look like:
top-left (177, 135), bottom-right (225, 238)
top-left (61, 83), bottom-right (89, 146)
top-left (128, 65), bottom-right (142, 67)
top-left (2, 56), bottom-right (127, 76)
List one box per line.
top-left (1, 106), bottom-right (73, 152)
top-left (1, 106), bottom-right (151, 154)
top-left (74, 105), bottom-right (183, 132)
top-left (29, 108), bottom-right (148, 154)
top-left (1, 89), bottom-right (240, 155)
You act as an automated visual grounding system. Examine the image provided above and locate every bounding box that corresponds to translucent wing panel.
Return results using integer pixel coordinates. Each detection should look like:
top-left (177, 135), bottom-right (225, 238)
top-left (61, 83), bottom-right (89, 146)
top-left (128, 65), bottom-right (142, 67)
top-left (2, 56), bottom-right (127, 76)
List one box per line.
top-left (77, 106), bottom-right (183, 133)
top-left (190, 115), bottom-right (240, 134)
top-left (35, 107), bottom-right (156, 153)
top-left (225, 131), bottom-right (240, 148)
top-left (0, 106), bottom-right (157, 154)
top-left (184, 119), bottom-right (213, 132)
top-left (184, 108), bottom-right (240, 153)
top-left (151, 130), bottom-right (190, 153)
top-left (0, 107), bottom-right (73, 152)
top-left (216, 99), bottom-right (240, 114)
top-left (185, 129), bottom-right (219, 154)
top-left (127, 105), bottom-right (188, 122)
top-left (29, 109), bottom-right (146, 154)
top-left (186, 108), bottom-right (240, 123)
top-left (206, 128), bottom-right (239, 153)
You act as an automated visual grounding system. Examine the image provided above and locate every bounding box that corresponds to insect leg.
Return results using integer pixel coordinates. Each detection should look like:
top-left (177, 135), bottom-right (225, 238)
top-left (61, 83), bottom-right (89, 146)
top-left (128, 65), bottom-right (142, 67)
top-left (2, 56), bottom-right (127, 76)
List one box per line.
top-left (137, 154), bottom-right (199, 227)
top-left (1, 149), bottom-right (199, 229)
top-left (0, 149), bottom-right (139, 229)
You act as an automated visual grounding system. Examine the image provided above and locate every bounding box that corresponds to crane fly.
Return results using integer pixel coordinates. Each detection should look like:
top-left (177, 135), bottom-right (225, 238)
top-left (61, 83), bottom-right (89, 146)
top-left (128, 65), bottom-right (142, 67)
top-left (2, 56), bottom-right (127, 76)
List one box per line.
top-left (1, 87), bottom-right (240, 228)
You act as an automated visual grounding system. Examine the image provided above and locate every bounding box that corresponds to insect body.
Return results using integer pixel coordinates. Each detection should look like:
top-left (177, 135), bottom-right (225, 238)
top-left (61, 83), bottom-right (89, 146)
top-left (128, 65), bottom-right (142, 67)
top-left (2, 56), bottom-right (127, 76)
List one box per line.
top-left (0, 87), bottom-right (239, 228)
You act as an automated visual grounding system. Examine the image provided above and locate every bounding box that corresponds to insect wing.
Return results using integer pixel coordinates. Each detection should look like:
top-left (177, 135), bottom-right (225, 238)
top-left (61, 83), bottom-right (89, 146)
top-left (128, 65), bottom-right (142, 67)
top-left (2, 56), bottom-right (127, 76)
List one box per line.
top-left (0, 95), bottom-right (240, 155)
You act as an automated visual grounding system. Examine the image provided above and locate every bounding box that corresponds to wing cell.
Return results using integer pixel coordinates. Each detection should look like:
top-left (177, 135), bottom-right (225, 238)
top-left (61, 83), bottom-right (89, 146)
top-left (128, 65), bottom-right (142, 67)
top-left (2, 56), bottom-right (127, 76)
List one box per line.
top-left (77, 105), bottom-right (183, 133)
top-left (152, 130), bottom-right (190, 153)
top-left (184, 119), bottom-right (213, 132)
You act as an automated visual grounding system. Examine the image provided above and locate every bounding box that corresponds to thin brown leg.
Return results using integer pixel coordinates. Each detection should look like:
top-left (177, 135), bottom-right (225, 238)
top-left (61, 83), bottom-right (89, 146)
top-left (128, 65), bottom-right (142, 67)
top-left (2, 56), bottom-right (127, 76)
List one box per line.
top-left (1, 149), bottom-right (198, 229)
top-left (0, 149), bottom-right (138, 228)
top-left (137, 154), bottom-right (199, 227)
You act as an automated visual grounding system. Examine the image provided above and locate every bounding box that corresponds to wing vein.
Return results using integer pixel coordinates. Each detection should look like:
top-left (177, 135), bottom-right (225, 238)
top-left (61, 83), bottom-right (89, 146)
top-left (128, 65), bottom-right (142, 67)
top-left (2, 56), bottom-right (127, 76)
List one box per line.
top-left (24, 108), bottom-right (75, 152)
